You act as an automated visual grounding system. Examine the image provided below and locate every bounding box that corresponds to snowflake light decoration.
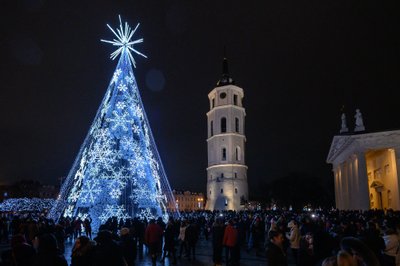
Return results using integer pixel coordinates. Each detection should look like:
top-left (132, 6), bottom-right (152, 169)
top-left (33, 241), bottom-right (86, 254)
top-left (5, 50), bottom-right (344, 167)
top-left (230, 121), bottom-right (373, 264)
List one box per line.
top-left (48, 16), bottom-right (179, 231)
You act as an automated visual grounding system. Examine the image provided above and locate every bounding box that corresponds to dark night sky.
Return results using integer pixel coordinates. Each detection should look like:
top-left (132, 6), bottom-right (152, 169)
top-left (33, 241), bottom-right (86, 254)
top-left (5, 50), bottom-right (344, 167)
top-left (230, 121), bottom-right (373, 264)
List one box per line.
top-left (1, 1), bottom-right (400, 198)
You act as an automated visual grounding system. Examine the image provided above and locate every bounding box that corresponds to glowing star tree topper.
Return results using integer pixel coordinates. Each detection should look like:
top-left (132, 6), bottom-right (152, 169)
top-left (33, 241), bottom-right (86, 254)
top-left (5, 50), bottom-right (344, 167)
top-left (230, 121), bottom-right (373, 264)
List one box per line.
top-left (101, 15), bottom-right (147, 67)
top-left (48, 16), bottom-right (178, 230)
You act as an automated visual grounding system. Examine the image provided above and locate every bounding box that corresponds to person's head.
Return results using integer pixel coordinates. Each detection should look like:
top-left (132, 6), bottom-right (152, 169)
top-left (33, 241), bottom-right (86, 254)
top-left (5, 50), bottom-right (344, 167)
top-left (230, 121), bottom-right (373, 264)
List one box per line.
top-left (337, 250), bottom-right (357, 266)
top-left (288, 220), bottom-right (297, 228)
top-left (94, 230), bottom-right (113, 245)
top-left (74, 236), bottom-right (89, 250)
top-left (269, 230), bottom-right (285, 247)
top-left (34, 233), bottom-right (58, 253)
top-left (120, 227), bottom-right (130, 237)
top-left (340, 237), bottom-right (380, 266)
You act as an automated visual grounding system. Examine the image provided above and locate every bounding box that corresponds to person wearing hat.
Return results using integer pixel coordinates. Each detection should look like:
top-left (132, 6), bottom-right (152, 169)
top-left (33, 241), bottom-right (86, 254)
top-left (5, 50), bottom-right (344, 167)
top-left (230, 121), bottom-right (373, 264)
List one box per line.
top-left (119, 227), bottom-right (136, 266)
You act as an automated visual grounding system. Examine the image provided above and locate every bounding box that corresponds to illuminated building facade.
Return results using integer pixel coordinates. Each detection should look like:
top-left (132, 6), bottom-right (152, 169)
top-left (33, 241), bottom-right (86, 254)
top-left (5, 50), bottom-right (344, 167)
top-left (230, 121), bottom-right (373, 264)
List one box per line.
top-left (327, 129), bottom-right (400, 210)
top-left (205, 58), bottom-right (248, 211)
top-left (168, 190), bottom-right (204, 211)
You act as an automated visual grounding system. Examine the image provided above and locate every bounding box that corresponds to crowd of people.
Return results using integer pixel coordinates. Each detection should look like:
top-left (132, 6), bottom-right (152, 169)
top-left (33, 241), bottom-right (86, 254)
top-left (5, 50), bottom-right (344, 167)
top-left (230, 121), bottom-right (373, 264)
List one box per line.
top-left (0, 209), bottom-right (398, 265)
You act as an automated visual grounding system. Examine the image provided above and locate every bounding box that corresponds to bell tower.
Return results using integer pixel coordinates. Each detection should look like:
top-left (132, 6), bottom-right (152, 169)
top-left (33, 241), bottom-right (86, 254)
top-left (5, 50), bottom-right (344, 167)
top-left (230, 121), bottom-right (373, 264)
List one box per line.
top-left (205, 57), bottom-right (248, 210)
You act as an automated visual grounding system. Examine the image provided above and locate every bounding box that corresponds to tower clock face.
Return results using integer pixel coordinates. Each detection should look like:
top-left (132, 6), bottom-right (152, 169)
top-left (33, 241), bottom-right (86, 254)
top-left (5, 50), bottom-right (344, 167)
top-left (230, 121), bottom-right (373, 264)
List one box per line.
top-left (219, 92), bottom-right (227, 99)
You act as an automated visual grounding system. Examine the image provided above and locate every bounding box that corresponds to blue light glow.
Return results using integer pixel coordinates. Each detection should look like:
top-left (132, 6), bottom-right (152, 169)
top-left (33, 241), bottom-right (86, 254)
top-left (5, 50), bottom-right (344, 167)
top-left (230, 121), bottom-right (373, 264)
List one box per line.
top-left (48, 17), bottom-right (178, 230)
top-left (0, 198), bottom-right (55, 212)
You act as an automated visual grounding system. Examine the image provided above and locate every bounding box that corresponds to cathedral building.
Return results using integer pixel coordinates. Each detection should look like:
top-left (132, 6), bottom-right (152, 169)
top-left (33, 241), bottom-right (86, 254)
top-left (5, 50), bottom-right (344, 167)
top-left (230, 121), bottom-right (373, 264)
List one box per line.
top-left (205, 58), bottom-right (248, 210)
top-left (327, 110), bottom-right (400, 210)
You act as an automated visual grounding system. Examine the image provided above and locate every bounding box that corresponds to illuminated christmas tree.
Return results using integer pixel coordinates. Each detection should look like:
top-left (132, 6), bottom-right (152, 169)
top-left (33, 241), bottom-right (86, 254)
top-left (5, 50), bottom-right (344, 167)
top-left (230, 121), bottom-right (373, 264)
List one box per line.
top-left (48, 17), bottom-right (178, 229)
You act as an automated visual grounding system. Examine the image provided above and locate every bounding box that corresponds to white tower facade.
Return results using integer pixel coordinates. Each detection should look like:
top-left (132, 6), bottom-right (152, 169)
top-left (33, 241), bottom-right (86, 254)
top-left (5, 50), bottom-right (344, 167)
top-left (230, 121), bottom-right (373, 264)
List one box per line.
top-left (206, 58), bottom-right (248, 210)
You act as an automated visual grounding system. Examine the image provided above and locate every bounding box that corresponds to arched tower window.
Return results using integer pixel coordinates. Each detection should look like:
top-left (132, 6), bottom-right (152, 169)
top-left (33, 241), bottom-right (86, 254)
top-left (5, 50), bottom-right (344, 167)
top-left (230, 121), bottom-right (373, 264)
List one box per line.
top-left (235, 117), bottom-right (239, 133)
top-left (221, 117), bottom-right (226, 133)
top-left (210, 120), bottom-right (214, 136)
top-left (222, 148), bottom-right (227, 161)
top-left (234, 94), bottom-right (238, 105)
top-left (235, 146), bottom-right (241, 161)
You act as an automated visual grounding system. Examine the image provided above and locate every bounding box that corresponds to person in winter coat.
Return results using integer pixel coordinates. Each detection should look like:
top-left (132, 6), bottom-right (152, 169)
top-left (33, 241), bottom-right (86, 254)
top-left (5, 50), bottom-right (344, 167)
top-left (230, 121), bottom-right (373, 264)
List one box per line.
top-left (83, 218), bottom-right (92, 239)
top-left (119, 227), bottom-right (137, 266)
top-left (382, 228), bottom-right (399, 266)
top-left (185, 219), bottom-right (199, 261)
top-left (93, 230), bottom-right (126, 266)
top-left (212, 218), bottom-right (225, 266)
top-left (286, 220), bottom-right (301, 265)
top-left (360, 221), bottom-right (385, 265)
top-left (248, 215), bottom-right (264, 256)
top-left (178, 220), bottom-right (188, 258)
top-left (266, 230), bottom-right (288, 266)
top-left (10, 234), bottom-right (36, 266)
top-left (160, 218), bottom-right (177, 264)
top-left (71, 235), bottom-right (95, 266)
top-left (145, 219), bottom-right (163, 264)
top-left (32, 233), bottom-right (68, 266)
top-left (223, 219), bottom-right (239, 266)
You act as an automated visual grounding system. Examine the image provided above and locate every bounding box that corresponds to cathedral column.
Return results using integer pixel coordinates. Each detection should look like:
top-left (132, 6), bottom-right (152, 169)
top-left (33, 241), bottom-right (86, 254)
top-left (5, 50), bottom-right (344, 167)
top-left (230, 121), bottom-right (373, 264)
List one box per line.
top-left (351, 154), bottom-right (360, 209)
top-left (333, 167), bottom-right (340, 209)
top-left (340, 163), bottom-right (348, 209)
top-left (338, 164), bottom-right (344, 209)
top-left (391, 148), bottom-right (400, 210)
top-left (355, 152), bottom-right (370, 210)
top-left (347, 159), bottom-right (355, 209)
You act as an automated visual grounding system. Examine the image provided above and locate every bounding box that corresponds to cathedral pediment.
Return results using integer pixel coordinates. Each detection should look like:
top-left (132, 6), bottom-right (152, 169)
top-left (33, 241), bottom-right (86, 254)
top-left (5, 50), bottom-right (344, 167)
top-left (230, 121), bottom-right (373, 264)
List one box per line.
top-left (327, 130), bottom-right (400, 165)
top-left (326, 135), bottom-right (354, 164)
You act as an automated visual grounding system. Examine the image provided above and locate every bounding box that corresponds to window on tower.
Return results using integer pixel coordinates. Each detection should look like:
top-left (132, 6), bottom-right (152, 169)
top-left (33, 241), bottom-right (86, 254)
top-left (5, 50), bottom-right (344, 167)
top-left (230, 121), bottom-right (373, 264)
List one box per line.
top-left (236, 146), bottom-right (241, 161)
top-left (222, 148), bottom-right (227, 161)
top-left (221, 117), bottom-right (226, 133)
top-left (212, 98), bottom-right (215, 108)
top-left (234, 94), bottom-right (238, 105)
top-left (235, 117), bottom-right (239, 133)
top-left (221, 188), bottom-right (223, 194)
top-left (235, 188), bottom-right (238, 194)
top-left (210, 120), bottom-right (214, 136)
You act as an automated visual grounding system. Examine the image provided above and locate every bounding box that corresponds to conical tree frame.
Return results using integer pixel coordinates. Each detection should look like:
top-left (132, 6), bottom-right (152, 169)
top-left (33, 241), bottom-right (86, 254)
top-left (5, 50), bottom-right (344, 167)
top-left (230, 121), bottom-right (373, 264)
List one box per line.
top-left (49, 38), bottom-right (179, 230)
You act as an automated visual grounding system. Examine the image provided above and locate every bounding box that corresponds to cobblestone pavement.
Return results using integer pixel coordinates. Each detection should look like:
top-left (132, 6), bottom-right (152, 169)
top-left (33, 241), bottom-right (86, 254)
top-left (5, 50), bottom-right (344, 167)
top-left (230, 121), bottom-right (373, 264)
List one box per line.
top-left (0, 236), bottom-right (295, 266)
top-left (64, 235), bottom-right (295, 266)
